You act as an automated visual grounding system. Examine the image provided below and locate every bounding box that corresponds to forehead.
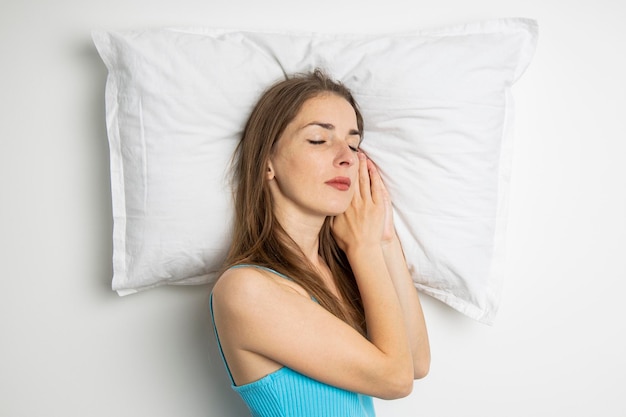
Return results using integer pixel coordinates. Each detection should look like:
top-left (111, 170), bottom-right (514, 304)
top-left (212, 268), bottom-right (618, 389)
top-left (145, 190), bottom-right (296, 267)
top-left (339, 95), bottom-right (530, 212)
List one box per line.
top-left (292, 93), bottom-right (358, 127)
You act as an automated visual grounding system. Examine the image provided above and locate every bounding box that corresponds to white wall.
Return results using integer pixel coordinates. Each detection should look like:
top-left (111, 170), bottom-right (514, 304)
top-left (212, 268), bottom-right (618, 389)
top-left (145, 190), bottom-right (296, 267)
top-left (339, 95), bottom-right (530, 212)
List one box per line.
top-left (1, 0), bottom-right (625, 416)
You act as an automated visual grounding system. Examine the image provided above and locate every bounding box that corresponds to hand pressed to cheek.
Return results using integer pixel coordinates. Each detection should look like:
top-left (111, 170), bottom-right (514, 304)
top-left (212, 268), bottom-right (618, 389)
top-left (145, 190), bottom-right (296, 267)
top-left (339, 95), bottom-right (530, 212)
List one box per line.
top-left (331, 153), bottom-right (386, 253)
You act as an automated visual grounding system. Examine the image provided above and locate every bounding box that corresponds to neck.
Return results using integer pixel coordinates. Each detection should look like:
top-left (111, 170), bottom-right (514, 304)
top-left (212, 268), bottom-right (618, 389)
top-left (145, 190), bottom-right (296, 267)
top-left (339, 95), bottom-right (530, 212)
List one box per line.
top-left (271, 201), bottom-right (340, 300)
top-left (273, 205), bottom-right (325, 266)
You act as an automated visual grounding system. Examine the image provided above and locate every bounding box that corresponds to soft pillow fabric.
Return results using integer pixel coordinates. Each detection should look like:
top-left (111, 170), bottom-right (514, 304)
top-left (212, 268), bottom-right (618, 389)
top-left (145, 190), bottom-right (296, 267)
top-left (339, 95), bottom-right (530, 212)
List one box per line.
top-left (93, 18), bottom-right (537, 324)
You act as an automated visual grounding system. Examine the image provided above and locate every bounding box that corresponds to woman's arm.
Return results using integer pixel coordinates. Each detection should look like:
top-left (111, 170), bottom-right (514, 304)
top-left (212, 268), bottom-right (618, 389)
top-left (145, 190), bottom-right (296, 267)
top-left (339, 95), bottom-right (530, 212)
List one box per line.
top-left (376, 159), bottom-right (430, 379)
top-left (212, 265), bottom-right (414, 399)
top-left (381, 236), bottom-right (431, 378)
top-left (331, 152), bottom-right (415, 393)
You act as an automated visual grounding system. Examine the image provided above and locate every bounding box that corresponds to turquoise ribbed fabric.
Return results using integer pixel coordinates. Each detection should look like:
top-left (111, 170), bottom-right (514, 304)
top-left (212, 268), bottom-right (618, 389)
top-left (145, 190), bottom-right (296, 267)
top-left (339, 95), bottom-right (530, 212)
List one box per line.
top-left (210, 265), bottom-right (376, 417)
top-left (230, 366), bottom-right (375, 417)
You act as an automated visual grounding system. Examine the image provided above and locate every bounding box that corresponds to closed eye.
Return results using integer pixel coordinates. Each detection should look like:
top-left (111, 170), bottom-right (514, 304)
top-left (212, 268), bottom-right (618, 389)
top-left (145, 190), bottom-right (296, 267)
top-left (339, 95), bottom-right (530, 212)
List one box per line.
top-left (308, 140), bottom-right (326, 145)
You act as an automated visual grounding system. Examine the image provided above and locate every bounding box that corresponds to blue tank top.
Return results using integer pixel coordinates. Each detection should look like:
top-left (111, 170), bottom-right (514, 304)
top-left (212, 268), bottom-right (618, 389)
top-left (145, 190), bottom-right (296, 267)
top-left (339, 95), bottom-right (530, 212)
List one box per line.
top-left (210, 264), bottom-right (376, 417)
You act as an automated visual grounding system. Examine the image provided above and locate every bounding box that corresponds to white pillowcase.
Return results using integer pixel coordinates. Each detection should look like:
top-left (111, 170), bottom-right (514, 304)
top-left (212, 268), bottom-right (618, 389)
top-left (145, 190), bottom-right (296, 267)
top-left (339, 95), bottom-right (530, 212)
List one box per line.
top-left (93, 18), bottom-right (537, 324)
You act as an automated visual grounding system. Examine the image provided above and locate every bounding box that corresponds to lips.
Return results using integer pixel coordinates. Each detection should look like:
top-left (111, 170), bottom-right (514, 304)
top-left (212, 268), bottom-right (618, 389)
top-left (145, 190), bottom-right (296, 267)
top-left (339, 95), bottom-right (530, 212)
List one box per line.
top-left (325, 177), bottom-right (351, 191)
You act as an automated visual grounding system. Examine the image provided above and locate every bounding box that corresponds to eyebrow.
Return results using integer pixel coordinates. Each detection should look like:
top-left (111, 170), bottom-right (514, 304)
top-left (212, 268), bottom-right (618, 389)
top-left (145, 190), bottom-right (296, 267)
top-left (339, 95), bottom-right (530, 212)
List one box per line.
top-left (304, 122), bottom-right (361, 137)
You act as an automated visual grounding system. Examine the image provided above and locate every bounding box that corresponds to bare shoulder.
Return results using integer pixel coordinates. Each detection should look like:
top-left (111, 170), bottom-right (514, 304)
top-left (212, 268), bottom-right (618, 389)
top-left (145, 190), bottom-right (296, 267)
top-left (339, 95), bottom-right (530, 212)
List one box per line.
top-left (213, 267), bottom-right (273, 304)
top-left (212, 266), bottom-right (308, 315)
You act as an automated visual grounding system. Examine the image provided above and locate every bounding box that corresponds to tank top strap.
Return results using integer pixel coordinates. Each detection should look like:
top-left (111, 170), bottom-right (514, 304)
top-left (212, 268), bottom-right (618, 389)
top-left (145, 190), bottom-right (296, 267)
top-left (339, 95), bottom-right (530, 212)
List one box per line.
top-left (209, 292), bottom-right (236, 386)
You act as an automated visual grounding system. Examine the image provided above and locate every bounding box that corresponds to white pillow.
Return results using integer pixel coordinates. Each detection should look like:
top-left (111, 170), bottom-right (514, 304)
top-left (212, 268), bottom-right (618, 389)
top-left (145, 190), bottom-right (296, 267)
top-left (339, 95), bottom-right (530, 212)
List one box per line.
top-left (93, 18), bottom-right (537, 324)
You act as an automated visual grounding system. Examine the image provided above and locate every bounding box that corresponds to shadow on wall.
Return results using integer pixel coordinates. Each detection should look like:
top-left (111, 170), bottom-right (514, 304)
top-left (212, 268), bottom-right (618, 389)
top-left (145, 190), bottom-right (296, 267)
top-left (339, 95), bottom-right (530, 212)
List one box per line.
top-left (81, 39), bottom-right (115, 292)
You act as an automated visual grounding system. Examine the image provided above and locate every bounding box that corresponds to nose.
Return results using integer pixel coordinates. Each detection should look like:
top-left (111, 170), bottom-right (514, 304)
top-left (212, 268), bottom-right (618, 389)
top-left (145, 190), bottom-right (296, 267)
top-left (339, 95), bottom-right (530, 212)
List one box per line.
top-left (335, 142), bottom-right (356, 167)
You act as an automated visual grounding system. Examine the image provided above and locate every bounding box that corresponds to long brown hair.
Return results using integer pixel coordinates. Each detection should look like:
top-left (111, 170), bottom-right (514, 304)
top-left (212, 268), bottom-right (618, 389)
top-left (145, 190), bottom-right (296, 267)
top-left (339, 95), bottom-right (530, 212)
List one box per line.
top-left (224, 69), bottom-right (366, 335)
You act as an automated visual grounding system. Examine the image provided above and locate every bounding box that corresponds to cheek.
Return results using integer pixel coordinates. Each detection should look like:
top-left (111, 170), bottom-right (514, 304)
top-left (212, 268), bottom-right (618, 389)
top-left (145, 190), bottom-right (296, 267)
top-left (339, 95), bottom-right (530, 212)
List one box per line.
top-left (273, 154), bottom-right (318, 193)
top-left (284, 153), bottom-right (324, 179)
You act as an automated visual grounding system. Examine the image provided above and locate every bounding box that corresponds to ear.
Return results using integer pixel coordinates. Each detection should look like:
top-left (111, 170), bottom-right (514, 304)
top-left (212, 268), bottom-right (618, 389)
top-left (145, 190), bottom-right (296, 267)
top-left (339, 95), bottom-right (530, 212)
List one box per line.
top-left (266, 160), bottom-right (275, 181)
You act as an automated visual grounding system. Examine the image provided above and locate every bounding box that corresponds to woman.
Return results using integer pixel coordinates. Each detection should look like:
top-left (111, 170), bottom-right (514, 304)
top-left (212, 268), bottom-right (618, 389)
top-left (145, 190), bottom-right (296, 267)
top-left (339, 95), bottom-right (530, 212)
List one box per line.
top-left (210, 69), bottom-right (430, 417)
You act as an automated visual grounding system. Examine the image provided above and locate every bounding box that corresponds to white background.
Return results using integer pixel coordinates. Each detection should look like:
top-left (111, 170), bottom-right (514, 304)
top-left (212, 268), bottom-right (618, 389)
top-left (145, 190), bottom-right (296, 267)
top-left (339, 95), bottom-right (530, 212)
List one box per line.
top-left (1, 0), bottom-right (625, 416)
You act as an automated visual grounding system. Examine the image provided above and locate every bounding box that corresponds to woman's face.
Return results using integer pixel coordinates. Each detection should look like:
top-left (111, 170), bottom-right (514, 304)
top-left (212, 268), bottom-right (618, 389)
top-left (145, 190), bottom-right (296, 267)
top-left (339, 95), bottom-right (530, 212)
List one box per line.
top-left (268, 93), bottom-right (361, 219)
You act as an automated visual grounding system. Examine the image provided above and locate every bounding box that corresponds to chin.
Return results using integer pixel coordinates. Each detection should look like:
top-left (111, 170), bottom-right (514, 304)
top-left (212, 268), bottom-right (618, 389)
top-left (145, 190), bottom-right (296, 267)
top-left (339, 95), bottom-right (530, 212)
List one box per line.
top-left (323, 202), bottom-right (351, 217)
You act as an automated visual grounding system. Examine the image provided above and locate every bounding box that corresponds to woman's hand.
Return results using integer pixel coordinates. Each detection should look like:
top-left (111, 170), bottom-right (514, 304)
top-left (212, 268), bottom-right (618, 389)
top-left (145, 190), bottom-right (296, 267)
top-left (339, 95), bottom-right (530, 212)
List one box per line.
top-left (331, 152), bottom-right (386, 254)
top-left (374, 160), bottom-right (397, 246)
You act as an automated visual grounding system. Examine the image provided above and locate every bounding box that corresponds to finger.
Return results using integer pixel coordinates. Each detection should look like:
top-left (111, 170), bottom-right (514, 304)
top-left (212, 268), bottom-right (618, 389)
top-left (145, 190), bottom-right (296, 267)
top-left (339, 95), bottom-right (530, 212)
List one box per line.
top-left (368, 158), bottom-right (387, 192)
top-left (367, 158), bottom-right (384, 204)
top-left (373, 161), bottom-right (391, 203)
top-left (357, 151), bottom-right (371, 200)
top-left (351, 153), bottom-right (362, 200)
